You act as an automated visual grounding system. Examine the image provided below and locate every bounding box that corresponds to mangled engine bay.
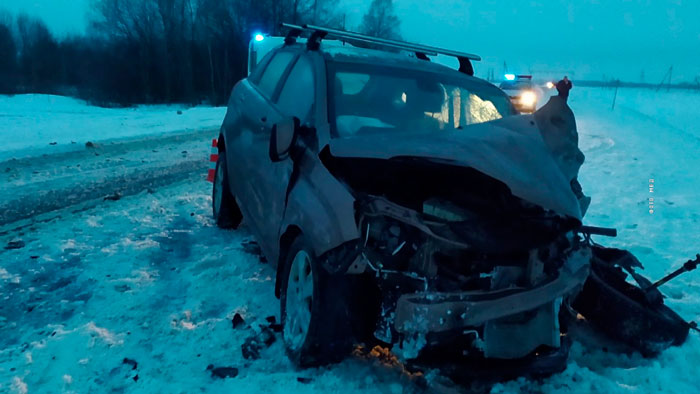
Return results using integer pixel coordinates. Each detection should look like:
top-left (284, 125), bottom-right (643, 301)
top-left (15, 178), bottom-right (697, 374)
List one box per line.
top-left (322, 152), bottom-right (597, 363)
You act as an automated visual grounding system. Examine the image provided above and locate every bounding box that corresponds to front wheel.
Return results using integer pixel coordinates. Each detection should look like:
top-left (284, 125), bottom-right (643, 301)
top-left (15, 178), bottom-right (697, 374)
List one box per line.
top-left (212, 152), bottom-right (242, 229)
top-left (280, 237), bottom-right (354, 367)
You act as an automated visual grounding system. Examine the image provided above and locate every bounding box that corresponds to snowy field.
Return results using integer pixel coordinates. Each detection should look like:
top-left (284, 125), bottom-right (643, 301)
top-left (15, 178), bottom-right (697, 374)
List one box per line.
top-left (1, 88), bottom-right (699, 393)
top-left (0, 94), bottom-right (226, 162)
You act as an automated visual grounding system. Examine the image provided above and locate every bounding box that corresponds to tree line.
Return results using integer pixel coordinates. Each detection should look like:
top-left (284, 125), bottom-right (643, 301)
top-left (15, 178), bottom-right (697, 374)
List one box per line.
top-left (0, 0), bottom-right (401, 106)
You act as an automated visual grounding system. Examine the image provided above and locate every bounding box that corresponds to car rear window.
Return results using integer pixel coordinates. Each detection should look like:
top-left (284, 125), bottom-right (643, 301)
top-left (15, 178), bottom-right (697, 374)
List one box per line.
top-left (257, 51), bottom-right (295, 98)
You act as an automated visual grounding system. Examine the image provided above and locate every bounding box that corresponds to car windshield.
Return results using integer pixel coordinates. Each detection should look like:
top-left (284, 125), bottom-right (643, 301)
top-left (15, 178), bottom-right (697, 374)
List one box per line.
top-left (499, 80), bottom-right (532, 90)
top-left (331, 63), bottom-right (514, 138)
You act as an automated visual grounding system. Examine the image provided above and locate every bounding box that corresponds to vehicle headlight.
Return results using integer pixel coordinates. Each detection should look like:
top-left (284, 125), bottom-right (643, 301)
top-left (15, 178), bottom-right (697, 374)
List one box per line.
top-left (546, 81), bottom-right (555, 89)
top-left (520, 91), bottom-right (537, 107)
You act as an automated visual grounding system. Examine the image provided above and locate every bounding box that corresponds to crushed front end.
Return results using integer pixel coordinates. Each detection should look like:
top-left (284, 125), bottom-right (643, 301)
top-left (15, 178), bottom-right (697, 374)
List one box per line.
top-left (320, 151), bottom-right (593, 374)
top-left (355, 195), bottom-right (589, 364)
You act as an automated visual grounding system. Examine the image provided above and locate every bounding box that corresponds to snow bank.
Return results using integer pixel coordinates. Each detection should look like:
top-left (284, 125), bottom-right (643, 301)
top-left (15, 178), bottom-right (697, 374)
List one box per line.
top-left (0, 94), bottom-right (226, 161)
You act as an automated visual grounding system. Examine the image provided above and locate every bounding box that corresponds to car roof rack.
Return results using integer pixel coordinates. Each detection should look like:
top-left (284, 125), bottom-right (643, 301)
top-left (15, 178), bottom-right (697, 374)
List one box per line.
top-left (280, 23), bottom-right (480, 76)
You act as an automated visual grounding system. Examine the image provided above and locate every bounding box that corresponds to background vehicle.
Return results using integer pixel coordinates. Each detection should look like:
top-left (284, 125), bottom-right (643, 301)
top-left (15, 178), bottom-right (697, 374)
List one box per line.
top-left (499, 74), bottom-right (544, 113)
top-left (212, 24), bottom-right (691, 378)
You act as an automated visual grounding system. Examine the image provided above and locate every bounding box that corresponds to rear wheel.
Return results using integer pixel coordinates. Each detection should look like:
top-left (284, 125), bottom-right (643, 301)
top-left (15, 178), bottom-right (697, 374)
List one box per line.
top-left (212, 152), bottom-right (242, 229)
top-left (280, 237), bottom-right (354, 367)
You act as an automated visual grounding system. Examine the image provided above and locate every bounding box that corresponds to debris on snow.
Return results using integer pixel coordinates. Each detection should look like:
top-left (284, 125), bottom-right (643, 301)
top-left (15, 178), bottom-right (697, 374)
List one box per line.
top-left (4, 240), bottom-right (25, 250)
top-left (241, 326), bottom-right (277, 360)
top-left (231, 313), bottom-right (245, 329)
top-left (207, 364), bottom-right (239, 379)
top-left (104, 192), bottom-right (121, 201)
top-left (122, 358), bottom-right (138, 370)
top-left (264, 315), bottom-right (283, 332)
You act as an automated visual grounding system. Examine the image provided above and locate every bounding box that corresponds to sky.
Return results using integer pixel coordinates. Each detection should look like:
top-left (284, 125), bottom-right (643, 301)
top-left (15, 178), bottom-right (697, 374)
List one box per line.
top-left (2, 0), bottom-right (699, 82)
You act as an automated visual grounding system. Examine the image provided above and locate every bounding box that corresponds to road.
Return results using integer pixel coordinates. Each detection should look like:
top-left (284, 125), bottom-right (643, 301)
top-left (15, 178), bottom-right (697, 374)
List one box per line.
top-left (0, 128), bottom-right (216, 228)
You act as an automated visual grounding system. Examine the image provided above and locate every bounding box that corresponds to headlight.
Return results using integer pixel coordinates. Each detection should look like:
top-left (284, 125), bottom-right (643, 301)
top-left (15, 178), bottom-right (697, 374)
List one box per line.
top-left (520, 91), bottom-right (537, 107)
top-left (546, 81), bottom-right (555, 89)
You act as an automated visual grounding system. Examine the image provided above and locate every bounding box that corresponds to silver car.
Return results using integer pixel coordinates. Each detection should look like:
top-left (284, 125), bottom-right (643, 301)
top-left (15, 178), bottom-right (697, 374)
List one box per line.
top-left (211, 28), bottom-right (689, 376)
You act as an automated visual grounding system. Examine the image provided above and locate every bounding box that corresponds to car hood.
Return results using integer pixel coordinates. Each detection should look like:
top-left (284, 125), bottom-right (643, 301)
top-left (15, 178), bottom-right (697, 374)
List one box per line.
top-left (327, 115), bottom-right (583, 220)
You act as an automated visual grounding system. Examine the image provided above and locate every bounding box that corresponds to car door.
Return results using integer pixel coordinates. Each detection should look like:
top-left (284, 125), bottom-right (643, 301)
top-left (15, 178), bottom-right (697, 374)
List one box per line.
top-left (225, 49), bottom-right (298, 250)
top-left (256, 53), bottom-right (317, 256)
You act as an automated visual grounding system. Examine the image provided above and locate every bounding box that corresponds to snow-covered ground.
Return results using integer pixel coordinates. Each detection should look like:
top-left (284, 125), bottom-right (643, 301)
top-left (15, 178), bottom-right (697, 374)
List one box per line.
top-left (0, 179), bottom-right (412, 394)
top-left (494, 87), bottom-right (700, 393)
top-left (0, 88), bottom-right (699, 393)
top-left (0, 94), bottom-right (226, 162)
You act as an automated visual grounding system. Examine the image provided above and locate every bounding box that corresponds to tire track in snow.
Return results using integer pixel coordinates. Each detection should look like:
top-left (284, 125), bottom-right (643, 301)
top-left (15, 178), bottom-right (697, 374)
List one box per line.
top-left (0, 128), bottom-right (217, 226)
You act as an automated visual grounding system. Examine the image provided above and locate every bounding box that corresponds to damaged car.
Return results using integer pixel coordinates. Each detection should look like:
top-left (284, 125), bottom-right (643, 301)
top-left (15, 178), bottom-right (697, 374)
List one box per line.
top-left (212, 24), bottom-right (694, 379)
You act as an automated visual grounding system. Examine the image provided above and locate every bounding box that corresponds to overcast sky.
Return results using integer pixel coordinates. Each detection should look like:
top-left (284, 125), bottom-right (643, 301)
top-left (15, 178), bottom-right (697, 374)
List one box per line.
top-left (3, 0), bottom-right (699, 82)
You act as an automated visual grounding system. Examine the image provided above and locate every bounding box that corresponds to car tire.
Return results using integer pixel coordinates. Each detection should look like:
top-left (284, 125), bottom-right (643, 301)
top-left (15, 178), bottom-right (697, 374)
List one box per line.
top-left (212, 152), bottom-right (242, 229)
top-left (280, 236), bottom-right (354, 367)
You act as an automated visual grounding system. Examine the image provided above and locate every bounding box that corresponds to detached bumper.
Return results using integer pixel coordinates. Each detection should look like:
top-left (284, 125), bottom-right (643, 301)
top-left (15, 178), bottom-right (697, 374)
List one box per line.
top-left (394, 248), bottom-right (591, 334)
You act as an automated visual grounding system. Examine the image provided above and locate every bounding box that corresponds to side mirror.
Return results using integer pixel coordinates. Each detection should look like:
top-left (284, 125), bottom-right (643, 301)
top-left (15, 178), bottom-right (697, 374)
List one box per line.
top-left (269, 117), bottom-right (299, 162)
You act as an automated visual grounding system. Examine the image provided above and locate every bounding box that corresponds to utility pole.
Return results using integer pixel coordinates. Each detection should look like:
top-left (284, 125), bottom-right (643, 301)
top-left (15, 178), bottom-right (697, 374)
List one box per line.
top-left (611, 79), bottom-right (620, 110)
top-left (656, 66), bottom-right (673, 92)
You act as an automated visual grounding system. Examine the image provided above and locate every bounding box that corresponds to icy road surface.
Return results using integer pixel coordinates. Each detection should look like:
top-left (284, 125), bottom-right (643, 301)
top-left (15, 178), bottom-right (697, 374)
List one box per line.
top-left (1, 87), bottom-right (699, 393)
top-left (0, 128), bottom-right (217, 225)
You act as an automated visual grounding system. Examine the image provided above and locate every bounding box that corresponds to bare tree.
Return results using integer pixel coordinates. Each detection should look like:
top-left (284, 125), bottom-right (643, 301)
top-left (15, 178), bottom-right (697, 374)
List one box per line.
top-left (360, 0), bottom-right (401, 39)
top-left (16, 14), bottom-right (60, 92)
top-left (1, 0), bottom-right (353, 104)
top-left (91, 0), bottom-right (164, 101)
top-left (0, 19), bottom-right (17, 93)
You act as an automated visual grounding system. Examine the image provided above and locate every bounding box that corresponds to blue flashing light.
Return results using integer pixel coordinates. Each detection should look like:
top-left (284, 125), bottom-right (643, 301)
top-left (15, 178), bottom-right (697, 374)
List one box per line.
top-left (504, 73), bottom-right (516, 81)
top-left (254, 33), bottom-right (265, 42)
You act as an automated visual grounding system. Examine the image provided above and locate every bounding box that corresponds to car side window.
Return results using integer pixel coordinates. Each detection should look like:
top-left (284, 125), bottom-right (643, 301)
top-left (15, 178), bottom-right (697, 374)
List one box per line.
top-left (257, 51), bottom-right (296, 98)
top-left (248, 51), bottom-right (275, 83)
top-left (276, 56), bottom-right (314, 121)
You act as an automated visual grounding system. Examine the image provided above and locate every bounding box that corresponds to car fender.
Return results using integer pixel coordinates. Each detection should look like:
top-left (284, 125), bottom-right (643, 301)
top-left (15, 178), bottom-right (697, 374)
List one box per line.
top-left (277, 151), bottom-right (359, 265)
top-left (273, 153), bottom-right (359, 297)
